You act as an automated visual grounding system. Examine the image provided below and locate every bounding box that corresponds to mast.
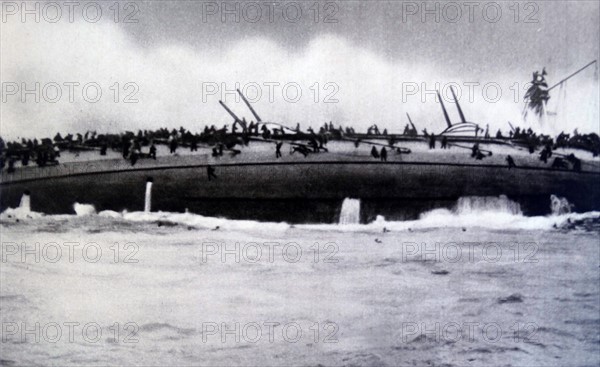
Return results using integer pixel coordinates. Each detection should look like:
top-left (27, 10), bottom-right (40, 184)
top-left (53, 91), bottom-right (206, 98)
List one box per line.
top-left (406, 113), bottom-right (416, 130)
top-left (237, 89), bottom-right (262, 122)
top-left (218, 100), bottom-right (242, 123)
top-left (450, 86), bottom-right (467, 123)
top-left (437, 91), bottom-right (452, 128)
top-left (548, 60), bottom-right (597, 92)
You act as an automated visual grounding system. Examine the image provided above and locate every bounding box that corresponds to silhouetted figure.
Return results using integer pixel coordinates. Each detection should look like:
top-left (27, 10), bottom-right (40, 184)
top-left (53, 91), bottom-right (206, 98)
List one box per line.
top-left (169, 135), bottom-right (178, 154)
top-left (380, 147), bottom-right (387, 162)
top-left (567, 154), bottom-right (582, 172)
top-left (551, 157), bottom-right (569, 169)
top-left (371, 146), bottom-right (380, 159)
top-left (471, 143), bottom-right (480, 158)
top-left (429, 134), bottom-right (436, 149)
top-left (441, 136), bottom-right (448, 149)
top-left (539, 146), bottom-right (551, 163)
top-left (130, 150), bottom-right (138, 166)
top-left (506, 155), bottom-right (516, 169)
top-left (261, 125), bottom-right (271, 139)
top-left (100, 143), bottom-right (107, 156)
top-left (291, 145), bottom-right (310, 157)
top-left (122, 139), bottom-right (130, 159)
top-left (22, 150), bottom-right (30, 166)
top-left (275, 142), bottom-right (283, 158)
top-left (207, 165), bottom-right (217, 181)
top-left (190, 135), bottom-right (198, 152)
top-left (7, 157), bottom-right (15, 173)
top-left (149, 143), bottom-right (157, 160)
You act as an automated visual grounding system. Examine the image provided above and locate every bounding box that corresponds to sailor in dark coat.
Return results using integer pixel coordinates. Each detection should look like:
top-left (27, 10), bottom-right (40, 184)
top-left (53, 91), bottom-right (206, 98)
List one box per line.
top-left (371, 146), bottom-right (379, 159)
top-left (506, 155), bottom-right (516, 169)
top-left (380, 147), bottom-right (387, 162)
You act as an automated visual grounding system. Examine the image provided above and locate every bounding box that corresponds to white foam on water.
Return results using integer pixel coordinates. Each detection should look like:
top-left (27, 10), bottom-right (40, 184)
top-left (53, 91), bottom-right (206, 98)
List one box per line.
top-left (339, 198), bottom-right (361, 225)
top-left (144, 181), bottom-right (153, 213)
top-left (550, 194), bottom-right (573, 215)
top-left (3, 195), bottom-right (599, 233)
top-left (455, 195), bottom-right (522, 215)
top-left (73, 203), bottom-right (97, 216)
top-left (18, 194), bottom-right (31, 213)
top-left (0, 193), bottom-right (44, 220)
top-left (98, 210), bottom-right (291, 233)
top-left (301, 196), bottom-right (600, 232)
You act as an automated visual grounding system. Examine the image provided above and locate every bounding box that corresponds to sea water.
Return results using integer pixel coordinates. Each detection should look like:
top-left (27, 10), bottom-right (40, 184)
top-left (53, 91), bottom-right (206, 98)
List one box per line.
top-left (1, 199), bottom-right (599, 366)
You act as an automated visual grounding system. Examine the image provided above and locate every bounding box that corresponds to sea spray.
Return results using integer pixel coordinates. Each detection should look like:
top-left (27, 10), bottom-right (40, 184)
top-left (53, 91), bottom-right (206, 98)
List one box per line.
top-left (454, 195), bottom-right (522, 215)
top-left (339, 198), bottom-right (361, 225)
top-left (145, 178), bottom-right (153, 213)
top-left (73, 203), bottom-right (96, 216)
top-left (550, 195), bottom-right (573, 215)
top-left (18, 191), bottom-right (31, 213)
top-left (0, 191), bottom-right (43, 219)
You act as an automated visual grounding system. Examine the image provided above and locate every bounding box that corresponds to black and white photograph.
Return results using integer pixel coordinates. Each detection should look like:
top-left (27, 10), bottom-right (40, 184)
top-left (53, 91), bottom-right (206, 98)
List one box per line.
top-left (1, 1), bottom-right (599, 366)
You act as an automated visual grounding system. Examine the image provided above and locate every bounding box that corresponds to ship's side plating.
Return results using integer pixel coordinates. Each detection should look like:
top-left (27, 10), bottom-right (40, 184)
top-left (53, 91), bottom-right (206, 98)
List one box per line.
top-left (1, 140), bottom-right (598, 223)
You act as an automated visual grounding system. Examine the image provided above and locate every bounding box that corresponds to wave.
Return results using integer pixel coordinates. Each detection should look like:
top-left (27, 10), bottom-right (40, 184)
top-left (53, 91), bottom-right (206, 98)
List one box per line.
top-left (2, 195), bottom-right (599, 233)
top-left (302, 196), bottom-right (600, 232)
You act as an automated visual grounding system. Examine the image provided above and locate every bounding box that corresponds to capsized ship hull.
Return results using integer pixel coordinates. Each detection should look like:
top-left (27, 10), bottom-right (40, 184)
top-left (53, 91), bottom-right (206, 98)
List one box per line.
top-left (1, 140), bottom-right (599, 223)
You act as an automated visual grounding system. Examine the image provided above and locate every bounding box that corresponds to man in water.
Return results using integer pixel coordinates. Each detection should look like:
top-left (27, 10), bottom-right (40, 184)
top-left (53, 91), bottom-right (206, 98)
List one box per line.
top-left (207, 165), bottom-right (217, 181)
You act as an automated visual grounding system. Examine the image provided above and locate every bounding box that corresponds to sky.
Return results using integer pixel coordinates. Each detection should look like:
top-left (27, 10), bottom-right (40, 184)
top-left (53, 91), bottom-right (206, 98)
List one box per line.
top-left (1, 0), bottom-right (599, 139)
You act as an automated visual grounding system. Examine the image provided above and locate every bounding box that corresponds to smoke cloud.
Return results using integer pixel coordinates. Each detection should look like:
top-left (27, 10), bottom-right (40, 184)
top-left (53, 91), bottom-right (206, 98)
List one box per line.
top-left (2, 19), bottom-right (598, 140)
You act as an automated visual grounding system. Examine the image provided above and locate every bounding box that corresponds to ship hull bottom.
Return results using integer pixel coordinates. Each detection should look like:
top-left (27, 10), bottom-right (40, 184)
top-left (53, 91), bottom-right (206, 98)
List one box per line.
top-left (1, 161), bottom-right (598, 223)
top-left (0, 184), bottom-right (580, 224)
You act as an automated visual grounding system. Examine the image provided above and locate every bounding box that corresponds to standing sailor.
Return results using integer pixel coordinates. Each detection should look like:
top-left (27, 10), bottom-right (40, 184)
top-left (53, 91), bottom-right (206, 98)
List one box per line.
top-left (380, 147), bottom-right (387, 162)
top-left (149, 141), bottom-right (157, 159)
top-left (506, 155), bottom-right (516, 169)
top-left (371, 146), bottom-right (380, 159)
top-left (190, 135), bottom-right (199, 152)
top-left (429, 134), bottom-right (436, 149)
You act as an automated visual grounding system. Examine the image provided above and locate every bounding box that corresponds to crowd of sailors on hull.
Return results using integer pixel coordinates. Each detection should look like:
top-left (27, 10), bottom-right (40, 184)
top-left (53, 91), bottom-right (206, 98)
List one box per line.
top-left (1, 120), bottom-right (598, 174)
